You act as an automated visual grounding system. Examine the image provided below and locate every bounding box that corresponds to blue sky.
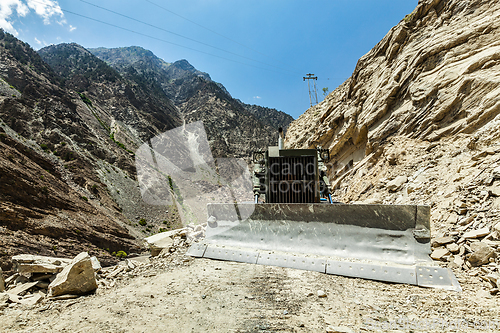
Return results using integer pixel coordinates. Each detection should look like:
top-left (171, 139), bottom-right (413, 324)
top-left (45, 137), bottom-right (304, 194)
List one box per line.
top-left (1, 0), bottom-right (418, 119)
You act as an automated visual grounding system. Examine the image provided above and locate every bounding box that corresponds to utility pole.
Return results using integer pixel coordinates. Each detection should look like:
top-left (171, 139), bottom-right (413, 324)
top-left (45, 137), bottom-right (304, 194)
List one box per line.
top-left (303, 73), bottom-right (318, 107)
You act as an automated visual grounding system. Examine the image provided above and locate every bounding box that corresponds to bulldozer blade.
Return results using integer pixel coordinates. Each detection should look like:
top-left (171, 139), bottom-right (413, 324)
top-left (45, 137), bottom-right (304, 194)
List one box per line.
top-left (186, 203), bottom-right (461, 291)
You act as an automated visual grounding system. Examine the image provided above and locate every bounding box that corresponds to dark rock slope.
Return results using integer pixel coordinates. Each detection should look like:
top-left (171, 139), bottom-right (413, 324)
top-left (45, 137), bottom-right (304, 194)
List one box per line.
top-left (90, 46), bottom-right (293, 158)
top-left (0, 33), bottom-right (293, 271)
top-left (0, 33), bottom-right (153, 270)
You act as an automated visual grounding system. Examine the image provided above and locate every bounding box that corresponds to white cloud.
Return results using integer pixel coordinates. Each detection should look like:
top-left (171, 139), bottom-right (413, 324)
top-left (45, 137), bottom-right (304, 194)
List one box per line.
top-left (34, 36), bottom-right (41, 45)
top-left (0, 0), bottom-right (29, 35)
top-left (253, 96), bottom-right (261, 100)
top-left (0, 0), bottom-right (64, 36)
top-left (69, 24), bottom-right (76, 32)
top-left (26, 0), bottom-right (63, 25)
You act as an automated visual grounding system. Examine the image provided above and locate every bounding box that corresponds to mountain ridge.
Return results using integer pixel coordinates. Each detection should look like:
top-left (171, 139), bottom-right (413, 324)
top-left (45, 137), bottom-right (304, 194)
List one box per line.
top-left (0, 32), bottom-right (293, 271)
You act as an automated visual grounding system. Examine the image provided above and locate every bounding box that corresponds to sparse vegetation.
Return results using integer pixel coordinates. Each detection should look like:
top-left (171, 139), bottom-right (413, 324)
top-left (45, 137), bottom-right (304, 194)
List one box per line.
top-left (63, 151), bottom-right (74, 162)
top-left (115, 251), bottom-right (127, 258)
top-left (110, 131), bottom-right (128, 151)
top-left (403, 9), bottom-right (416, 23)
top-left (78, 92), bottom-right (93, 107)
top-left (81, 196), bottom-right (88, 201)
top-left (139, 218), bottom-right (147, 226)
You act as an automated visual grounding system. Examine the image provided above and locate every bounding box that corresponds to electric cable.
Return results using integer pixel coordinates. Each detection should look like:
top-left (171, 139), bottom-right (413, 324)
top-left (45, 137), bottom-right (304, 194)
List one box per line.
top-left (77, 0), bottom-right (300, 75)
top-left (143, 0), bottom-right (303, 74)
top-left (58, 8), bottom-right (294, 75)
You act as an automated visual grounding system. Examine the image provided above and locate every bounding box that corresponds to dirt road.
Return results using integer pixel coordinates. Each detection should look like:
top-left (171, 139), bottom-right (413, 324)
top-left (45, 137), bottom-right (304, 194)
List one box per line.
top-left (1, 248), bottom-right (499, 332)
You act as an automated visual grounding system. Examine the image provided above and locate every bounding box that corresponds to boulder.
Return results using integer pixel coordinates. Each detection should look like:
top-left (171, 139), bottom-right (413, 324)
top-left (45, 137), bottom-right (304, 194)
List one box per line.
top-left (0, 293), bottom-right (9, 309)
top-left (20, 293), bottom-right (44, 306)
top-left (486, 273), bottom-right (500, 288)
top-left (468, 243), bottom-right (496, 267)
top-left (48, 252), bottom-right (97, 297)
top-left (489, 186), bottom-right (500, 197)
top-left (12, 254), bottom-right (72, 274)
top-left (144, 228), bottom-right (187, 248)
top-left (386, 176), bottom-right (408, 191)
top-left (446, 243), bottom-right (460, 253)
top-left (90, 256), bottom-right (101, 272)
top-left (326, 326), bottom-right (354, 333)
top-left (7, 281), bottom-right (39, 296)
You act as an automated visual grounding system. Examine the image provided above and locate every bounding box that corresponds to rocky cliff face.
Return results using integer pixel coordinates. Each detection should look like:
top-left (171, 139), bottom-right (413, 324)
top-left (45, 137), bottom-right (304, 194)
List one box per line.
top-left (286, 0), bottom-right (500, 176)
top-left (90, 46), bottom-right (292, 158)
top-left (285, 0), bottom-right (500, 280)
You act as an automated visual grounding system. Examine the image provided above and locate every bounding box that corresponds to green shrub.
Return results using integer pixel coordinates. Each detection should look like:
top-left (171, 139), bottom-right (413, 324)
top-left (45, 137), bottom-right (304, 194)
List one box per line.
top-left (139, 218), bottom-right (147, 226)
top-left (115, 251), bottom-right (127, 258)
top-left (82, 196), bottom-right (88, 201)
top-left (40, 143), bottom-right (48, 150)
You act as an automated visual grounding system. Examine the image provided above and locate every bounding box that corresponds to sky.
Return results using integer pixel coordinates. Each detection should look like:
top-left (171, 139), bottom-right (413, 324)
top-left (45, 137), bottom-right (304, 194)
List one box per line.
top-left (0, 0), bottom-right (418, 119)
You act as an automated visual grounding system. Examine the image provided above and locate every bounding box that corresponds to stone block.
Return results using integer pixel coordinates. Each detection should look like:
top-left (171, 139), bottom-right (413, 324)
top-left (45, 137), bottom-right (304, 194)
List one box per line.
top-left (468, 243), bottom-right (496, 267)
top-left (12, 254), bottom-right (72, 274)
top-left (48, 252), bottom-right (97, 297)
top-left (431, 248), bottom-right (450, 260)
top-left (463, 227), bottom-right (490, 239)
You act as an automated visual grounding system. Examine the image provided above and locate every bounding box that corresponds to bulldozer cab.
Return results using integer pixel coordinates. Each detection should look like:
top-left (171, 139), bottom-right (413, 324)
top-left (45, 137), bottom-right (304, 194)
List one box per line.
top-left (252, 127), bottom-right (332, 204)
top-left (253, 147), bottom-right (331, 204)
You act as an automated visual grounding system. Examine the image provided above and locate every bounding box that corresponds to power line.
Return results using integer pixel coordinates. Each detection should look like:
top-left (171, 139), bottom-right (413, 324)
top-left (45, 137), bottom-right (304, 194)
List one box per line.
top-left (144, 0), bottom-right (302, 74)
top-left (303, 73), bottom-right (318, 107)
top-left (77, 0), bottom-right (300, 75)
top-left (57, 8), bottom-right (293, 75)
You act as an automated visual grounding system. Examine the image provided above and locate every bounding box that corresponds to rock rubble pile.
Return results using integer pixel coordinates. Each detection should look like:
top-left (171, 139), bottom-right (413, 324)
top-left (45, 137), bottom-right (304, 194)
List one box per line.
top-left (0, 252), bottom-right (99, 309)
top-left (0, 226), bottom-right (199, 310)
top-left (333, 136), bottom-right (500, 297)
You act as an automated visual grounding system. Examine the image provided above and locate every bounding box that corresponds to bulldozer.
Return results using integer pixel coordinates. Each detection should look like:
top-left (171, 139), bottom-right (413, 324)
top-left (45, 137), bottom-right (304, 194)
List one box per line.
top-left (177, 126), bottom-right (461, 291)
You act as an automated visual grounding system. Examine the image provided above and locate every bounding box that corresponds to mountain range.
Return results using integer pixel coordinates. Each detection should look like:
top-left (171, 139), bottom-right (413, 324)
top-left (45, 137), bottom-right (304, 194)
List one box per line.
top-left (0, 32), bottom-right (293, 271)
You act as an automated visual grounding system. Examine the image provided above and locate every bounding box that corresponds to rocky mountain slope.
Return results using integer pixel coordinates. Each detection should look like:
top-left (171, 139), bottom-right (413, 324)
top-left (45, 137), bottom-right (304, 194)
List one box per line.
top-left (286, 0), bottom-right (500, 289)
top-left (241, 103), bottom-right (294, 132)
top-left (90, 46), bottom-right (293, 158)
top-left (0, 32), bottom-right (149, 271)
top-left (0, 33), bottom-right (293, 272)
top-left (286, 0), bottom-right (500, 171)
